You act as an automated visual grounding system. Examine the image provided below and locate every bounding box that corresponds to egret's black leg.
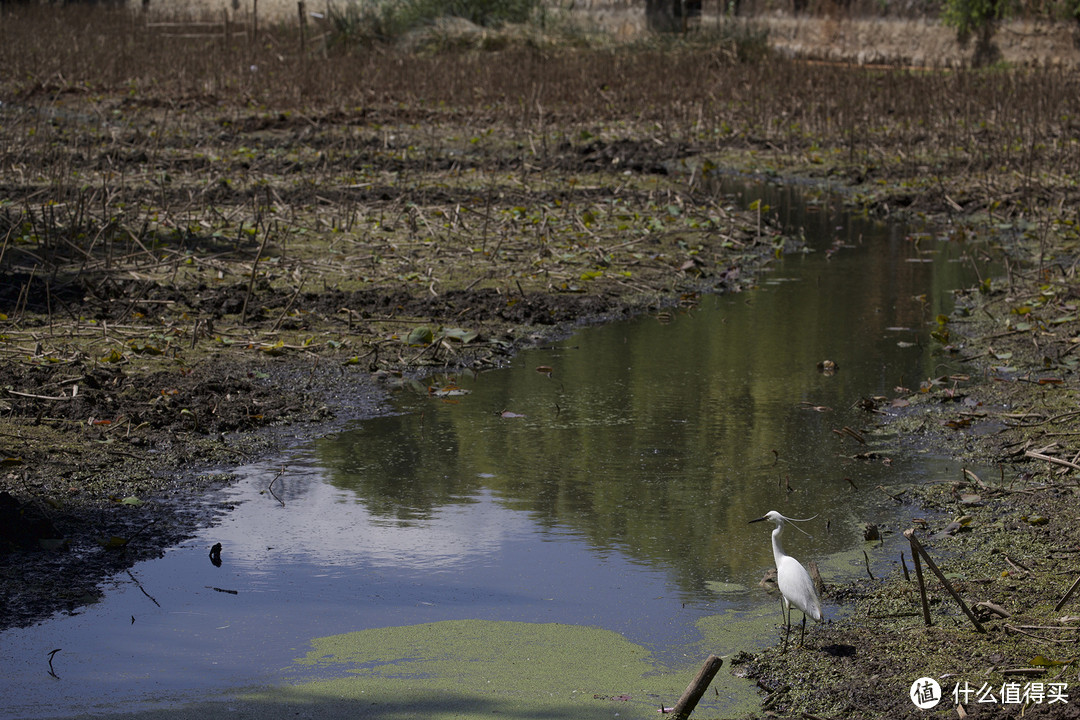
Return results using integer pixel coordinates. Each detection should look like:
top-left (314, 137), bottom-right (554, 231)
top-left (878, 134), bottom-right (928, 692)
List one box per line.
top-left (781, 599), bottom-right (791, 653)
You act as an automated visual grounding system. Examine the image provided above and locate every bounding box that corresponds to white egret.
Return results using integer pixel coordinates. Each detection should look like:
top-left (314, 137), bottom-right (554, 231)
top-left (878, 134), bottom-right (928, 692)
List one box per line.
top-left (749, 510), bottom-right (822, 652)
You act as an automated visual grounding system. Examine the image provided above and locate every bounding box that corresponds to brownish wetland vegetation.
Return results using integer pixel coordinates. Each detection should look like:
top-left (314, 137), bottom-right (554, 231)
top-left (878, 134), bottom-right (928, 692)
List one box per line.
top-left (3, 3), bottom-right (1080, 717)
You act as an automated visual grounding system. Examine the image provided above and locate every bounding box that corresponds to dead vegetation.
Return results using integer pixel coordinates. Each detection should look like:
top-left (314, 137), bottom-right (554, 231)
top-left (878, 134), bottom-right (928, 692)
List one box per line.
top-left (4, 6), bottom-right (1080, 713)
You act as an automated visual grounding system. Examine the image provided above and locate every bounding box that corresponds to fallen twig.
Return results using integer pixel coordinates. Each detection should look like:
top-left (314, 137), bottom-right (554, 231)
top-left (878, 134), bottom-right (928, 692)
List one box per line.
top-left (241, 223), bottom-right (271, 325)
top-left (270, 278), bottom-right (307, 333)
top-left (1004, 555), bottom-right (1032, 575)
top-left (126, 570), bottom-right (161, 608)
top-left (1010, 410), bottom-right (1080, 429)
top-left (1004, 624), bottom-right (1075, 644)
top-left (267, 465), bottom-right (286, 507)
top-left (5, 388), bottom-right (74, 401)
top-left (973, 601), bottom-right (1010, 618)
top-left (1002, 667), bottom-right (1050, 676)
top-left (832, 426), bottom-right (866, 444)
top-left (1054, 574), bottom-right (1080, 611)
top-left (1025, 450), bottom-right (1080, 472)
top-left (877, 485), bottom-right (904, 503)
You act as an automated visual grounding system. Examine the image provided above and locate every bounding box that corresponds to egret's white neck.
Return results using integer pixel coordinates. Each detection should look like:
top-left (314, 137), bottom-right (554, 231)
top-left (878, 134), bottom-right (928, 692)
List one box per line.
top-left (771, 526), bottom-right (786, 565)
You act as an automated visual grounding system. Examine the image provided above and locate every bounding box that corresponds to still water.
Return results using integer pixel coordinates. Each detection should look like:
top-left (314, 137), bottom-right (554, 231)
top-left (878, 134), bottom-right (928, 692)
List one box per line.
top-left (2, 185), bottom-right (981, 718)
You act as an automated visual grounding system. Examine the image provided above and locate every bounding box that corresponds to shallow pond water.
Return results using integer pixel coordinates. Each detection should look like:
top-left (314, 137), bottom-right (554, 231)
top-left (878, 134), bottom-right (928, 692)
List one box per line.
top-left (2, 184), bottom-right (985, 719)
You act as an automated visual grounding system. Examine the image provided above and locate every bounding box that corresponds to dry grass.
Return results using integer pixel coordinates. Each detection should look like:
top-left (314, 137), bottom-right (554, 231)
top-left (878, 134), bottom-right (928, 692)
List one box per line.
top-left (3, 5), bottom-right (1078, 182)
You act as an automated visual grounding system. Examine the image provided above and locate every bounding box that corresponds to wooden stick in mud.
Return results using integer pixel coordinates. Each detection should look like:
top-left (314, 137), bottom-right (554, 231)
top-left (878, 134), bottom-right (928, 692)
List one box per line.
top-left (271, 278), bottom-right (306, 333)
top-left (909, 535), bottom-right (932, 627)
top-left (241, 225), bottom-right (270, 325)
top-left (1054, 574), bottom-right (1080, 611)
top-left (904, 529), bottom-right (986, 633)
top-left (669, 654), bottom-right (723, 720)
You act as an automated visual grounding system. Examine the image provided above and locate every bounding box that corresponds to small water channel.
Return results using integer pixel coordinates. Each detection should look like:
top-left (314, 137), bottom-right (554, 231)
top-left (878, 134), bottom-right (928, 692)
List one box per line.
top-left (2, 182), bottom-right (984, 719)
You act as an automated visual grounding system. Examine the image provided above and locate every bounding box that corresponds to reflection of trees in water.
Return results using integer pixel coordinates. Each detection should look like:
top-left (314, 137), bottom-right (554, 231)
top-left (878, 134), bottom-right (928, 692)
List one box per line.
top-left (316, 188), bottom-right (974, 596)
top-left (318, 410), bottom-right (482, 521)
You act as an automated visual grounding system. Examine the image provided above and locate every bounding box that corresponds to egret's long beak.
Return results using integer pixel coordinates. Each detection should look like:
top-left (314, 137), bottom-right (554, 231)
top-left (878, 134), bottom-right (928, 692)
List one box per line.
top-left (748, 516), bottom-right (767, 524)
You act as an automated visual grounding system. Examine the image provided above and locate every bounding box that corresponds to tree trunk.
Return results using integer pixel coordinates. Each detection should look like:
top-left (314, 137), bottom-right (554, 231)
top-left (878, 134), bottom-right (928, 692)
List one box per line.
top-left (645, 0), bottom-right (680, 32)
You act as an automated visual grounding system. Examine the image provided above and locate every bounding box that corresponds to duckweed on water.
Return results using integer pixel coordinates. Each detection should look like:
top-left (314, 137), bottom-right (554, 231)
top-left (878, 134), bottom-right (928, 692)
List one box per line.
top-left (246, 619), bottom-right (762, 718)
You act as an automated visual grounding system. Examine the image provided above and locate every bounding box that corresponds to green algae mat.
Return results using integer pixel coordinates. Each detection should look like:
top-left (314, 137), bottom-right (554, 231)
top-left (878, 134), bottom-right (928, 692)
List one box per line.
top-left (241, 617), bottom-right (769, 719)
